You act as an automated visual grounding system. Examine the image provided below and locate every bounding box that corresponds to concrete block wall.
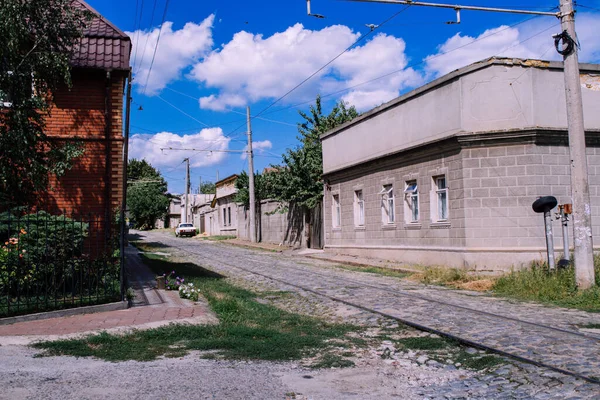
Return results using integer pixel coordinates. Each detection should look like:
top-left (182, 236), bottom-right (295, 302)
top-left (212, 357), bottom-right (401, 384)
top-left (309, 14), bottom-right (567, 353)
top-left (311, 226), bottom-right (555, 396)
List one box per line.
top-left (237, 200), bottom-right (304, 247)
top-left (324, 148), bottom-right (466, 265)
top-left (324, 140), bottom-right (600, 271)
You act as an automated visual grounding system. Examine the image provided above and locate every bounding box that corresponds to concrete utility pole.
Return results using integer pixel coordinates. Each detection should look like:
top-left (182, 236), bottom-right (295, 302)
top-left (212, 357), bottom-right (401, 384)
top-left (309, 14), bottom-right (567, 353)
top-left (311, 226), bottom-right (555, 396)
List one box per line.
top-left (559, 0), bottom-right (595, 289)
top-left (247, 106), bottom-right (257, 243)
top-left (184, 157), bottom-right (190, 224)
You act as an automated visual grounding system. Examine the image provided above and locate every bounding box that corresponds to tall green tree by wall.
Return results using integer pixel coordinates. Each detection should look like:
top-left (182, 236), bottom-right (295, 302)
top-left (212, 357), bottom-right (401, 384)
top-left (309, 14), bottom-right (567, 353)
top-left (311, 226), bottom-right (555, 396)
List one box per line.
top-left (127, 159), bottom-right (170, 229)
top-left (265, 96), bottom-right (358, 246)
top-left (0, 0), bottom-right (91, 208)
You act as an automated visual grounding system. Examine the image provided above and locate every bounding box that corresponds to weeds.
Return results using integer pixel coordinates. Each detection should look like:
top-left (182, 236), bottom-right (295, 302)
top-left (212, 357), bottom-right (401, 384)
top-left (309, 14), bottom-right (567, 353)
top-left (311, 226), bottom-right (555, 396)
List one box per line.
top-left (200, 235), bottom-right (236, 241)
top-left (395, 336), bottom-right (452, 351)
top-left (493, 259), bottom-right (600, 312)
top-left (334, 264), bottom-right (409, 279)
top-left (309, 353), bottom-right (355, 369)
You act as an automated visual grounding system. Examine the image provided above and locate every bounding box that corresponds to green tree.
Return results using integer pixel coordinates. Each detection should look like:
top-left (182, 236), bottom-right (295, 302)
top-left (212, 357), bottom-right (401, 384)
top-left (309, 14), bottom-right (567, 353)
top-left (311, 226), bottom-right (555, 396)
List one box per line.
top-left (0, 0), bottom-right (91, 208)
top-left (267, 96), bottom-right (358, 210)
top-left (127, 159), bottom-right (169, 229)
top-left (199, 182), bottom-right (216, 194)
top-left (234, 171), bottom-right (270, 207)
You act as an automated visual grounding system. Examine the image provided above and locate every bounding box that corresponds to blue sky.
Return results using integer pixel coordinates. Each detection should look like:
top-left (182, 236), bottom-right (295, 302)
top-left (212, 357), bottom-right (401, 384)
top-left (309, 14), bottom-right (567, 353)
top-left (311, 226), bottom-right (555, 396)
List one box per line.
top-left (87, 0), bottom-right (600, 193)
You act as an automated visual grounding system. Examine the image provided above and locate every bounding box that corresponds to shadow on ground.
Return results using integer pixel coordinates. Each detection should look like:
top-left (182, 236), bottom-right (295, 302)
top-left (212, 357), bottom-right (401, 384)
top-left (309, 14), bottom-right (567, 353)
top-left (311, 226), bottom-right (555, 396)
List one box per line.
top-left (139, 253), bottom-right (224, 280)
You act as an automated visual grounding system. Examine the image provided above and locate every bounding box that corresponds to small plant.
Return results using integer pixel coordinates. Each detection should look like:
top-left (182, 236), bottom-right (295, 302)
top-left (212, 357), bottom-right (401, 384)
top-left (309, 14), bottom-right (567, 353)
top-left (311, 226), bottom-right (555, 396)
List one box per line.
top-left (163, 270), bottom-right (184, 290)
top-left (179, 282), bottom-right (200, 301)
top-left (125, 287), bottom-right (136, 301)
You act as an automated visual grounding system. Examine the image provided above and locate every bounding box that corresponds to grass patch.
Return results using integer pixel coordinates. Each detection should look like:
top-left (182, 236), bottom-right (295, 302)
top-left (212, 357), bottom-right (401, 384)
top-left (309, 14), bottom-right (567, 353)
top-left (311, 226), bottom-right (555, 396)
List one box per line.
top-left (200, 235), bottom-right (236, 241)
top-left (454, 350), bottom-right (504, 370)
top-left (33, 256), bottom-right (361, 362)
top-left (309, 353), bottom-right (355, 369)
top-left (334, 264), bottom-right (409, 279)
top-left (580, 323), bottom-right (600, 329)
top-left (493, 259), bottom-right (600, 312)
top-left (395, 336), bottom-right (452, 351)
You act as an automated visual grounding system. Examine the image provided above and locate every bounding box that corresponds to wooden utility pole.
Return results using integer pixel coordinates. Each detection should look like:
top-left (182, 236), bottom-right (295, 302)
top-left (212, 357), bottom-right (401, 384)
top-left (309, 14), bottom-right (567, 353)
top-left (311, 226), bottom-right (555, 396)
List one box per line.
top-left (247, 106), bottom-right (257, 243)
top-left (559, 0), bottom-right (595, 289)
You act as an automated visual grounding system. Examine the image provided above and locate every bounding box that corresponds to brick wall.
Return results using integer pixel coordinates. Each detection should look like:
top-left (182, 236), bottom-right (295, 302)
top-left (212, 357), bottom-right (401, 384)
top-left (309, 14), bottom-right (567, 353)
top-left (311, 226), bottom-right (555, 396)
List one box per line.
top-left (40, 68), bottom-right (125, 242)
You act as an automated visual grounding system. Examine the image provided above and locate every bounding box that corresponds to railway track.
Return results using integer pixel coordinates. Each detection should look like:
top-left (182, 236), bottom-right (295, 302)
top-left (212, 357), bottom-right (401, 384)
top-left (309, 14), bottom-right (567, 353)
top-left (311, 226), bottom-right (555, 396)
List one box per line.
top-left (152, 235), bottom-right (600, 385)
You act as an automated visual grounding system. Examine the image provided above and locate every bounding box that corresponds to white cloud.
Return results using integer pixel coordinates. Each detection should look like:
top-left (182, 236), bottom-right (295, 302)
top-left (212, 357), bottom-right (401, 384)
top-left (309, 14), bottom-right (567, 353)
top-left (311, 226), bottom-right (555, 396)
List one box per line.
top-left (129, 128), bottom-right (231, 168)
top-left (190, 24), bottom-right (420, 111)
top-left (424, 13), bottom-right (600, 78)
top-left (127, 15), bottom-right (215, 95)
top-left (241, 140), bottom-right (273, 160)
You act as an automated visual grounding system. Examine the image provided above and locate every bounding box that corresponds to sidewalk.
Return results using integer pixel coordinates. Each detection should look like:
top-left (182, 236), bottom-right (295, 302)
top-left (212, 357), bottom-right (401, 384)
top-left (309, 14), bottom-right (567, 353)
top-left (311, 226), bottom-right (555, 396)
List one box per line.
top-left (220, 238), bottom-right (422, 273)
top-left (0, 246), bottom-right (217, 345)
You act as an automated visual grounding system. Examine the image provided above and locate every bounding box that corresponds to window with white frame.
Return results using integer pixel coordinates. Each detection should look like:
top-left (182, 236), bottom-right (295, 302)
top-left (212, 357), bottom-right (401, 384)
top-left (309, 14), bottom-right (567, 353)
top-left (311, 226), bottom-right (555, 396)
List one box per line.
top-left (354, 190), bottom-right (364, 226)
top-left (379, 185), bottom-right (395, 224)
top-left (432, 176), bottom-right (448, 222)
top-left (227, 206), bottom-right (232, 226)
top-left (332, 194), bottom-right (341, 228)
top-left (404, 180), bottom-right (419, 223)
top-left (223, 208), bottom-right (228, 226)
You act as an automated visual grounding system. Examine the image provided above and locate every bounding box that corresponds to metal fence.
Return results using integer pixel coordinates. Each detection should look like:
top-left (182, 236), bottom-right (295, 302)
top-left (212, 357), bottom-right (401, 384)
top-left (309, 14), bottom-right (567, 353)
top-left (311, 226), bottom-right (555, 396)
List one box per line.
top-left (0, 210), bottom-right (122, 318)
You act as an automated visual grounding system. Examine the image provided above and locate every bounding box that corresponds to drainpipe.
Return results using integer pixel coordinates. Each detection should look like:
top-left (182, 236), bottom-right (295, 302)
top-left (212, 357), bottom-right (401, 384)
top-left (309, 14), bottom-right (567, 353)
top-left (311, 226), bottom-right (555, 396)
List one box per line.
top-left (120, 70), bottom-right (132, 301)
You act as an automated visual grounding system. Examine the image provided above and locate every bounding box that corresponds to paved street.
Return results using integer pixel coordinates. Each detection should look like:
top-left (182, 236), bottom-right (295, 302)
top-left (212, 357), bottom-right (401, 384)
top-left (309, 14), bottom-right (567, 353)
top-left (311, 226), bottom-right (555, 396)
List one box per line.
top-left (138, 230), bottom-right (600, 398)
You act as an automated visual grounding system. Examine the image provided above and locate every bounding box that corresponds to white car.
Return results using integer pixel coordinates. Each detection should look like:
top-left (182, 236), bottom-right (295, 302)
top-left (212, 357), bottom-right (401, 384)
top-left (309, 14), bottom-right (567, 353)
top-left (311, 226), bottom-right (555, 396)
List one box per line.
top-left (175, 223), bottom-right (196, 237)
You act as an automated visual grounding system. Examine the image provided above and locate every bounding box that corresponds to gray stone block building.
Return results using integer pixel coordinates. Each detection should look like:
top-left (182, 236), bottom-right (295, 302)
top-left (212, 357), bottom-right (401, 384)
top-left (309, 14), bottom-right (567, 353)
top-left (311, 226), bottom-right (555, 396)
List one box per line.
top-left (320, 57), bottom-right (600, 272)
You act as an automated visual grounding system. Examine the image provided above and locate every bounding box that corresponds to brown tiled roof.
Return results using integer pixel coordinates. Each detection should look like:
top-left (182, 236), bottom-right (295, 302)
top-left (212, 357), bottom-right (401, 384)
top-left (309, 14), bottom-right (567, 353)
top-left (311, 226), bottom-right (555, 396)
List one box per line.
top-left (70, 0), bottom-right (131, 71)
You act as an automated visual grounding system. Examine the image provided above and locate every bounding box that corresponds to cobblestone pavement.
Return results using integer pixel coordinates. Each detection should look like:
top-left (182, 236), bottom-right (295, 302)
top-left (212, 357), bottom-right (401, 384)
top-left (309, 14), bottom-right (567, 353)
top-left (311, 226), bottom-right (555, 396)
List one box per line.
top-left (141, 230), bottom-right (600, 399)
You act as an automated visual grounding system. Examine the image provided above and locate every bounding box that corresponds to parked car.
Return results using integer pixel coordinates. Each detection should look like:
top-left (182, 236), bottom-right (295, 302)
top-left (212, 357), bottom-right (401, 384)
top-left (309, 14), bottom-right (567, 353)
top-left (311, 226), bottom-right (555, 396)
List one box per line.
top-left (175, 223), bottom-right (196, 237)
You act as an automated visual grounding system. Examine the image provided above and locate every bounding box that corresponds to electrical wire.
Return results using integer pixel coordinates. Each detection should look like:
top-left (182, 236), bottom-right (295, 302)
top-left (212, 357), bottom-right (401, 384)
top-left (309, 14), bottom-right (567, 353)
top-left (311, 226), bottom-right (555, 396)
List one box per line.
top-left (577, 4), bottom-right (600, 12)
top-left (140, 0), bottom-right (171, 97)
top-left (155, 95), bottom-right (210, 127)
top-left (252, 4), bottom-right (413, 119)
top-left (131, 0), bottom-right (145, 73)
top-left (135, 0), bottom-right (159, 76)
top-left (261, 13), bottom-right (548, 118)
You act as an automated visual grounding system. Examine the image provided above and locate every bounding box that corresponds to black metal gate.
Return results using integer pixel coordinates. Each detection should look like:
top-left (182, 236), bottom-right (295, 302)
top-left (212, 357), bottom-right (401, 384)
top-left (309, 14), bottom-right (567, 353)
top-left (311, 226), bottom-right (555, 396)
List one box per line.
top-left (0, 210), bottom-right (121, 318)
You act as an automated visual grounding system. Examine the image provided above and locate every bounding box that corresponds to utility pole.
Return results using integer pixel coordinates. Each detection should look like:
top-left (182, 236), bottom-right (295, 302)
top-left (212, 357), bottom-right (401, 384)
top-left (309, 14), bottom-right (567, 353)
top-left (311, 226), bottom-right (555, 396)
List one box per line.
top-left (198, 176), bottom-right (202, 194)
top-left (247, 106), bottom-right (257, 243)
top-left (559, 0), bottom-right (594, 289)
top-left (184, 157), bottom-right (190, 224)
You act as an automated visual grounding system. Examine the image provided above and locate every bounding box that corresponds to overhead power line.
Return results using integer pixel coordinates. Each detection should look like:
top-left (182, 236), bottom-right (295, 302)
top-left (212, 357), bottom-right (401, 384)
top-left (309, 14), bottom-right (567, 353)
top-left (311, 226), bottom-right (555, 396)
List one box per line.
top-left (252, 4), bottom-right (413, 119)
top-left (131, 0), bottom-right (145, 72)
top-left (135, 0), bottom-right (159, 76)
top-left (260, 13), bottom-right (551, 118)
top-left (140, 0), bottom-right (171, 97)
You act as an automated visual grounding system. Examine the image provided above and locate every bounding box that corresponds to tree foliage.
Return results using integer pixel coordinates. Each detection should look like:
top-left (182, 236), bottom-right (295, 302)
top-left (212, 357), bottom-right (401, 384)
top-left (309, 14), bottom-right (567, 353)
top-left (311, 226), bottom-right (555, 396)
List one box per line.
top-left (234, 171), bottom-right (270, 207)
top-left (266, 96), bottom-right (358, 210)
top-left (127, 159), bottom-right (169, 229)
top-left (0, 0), bottom-right (92, 208)
top-left (199, 182), bottom-right (216, 194)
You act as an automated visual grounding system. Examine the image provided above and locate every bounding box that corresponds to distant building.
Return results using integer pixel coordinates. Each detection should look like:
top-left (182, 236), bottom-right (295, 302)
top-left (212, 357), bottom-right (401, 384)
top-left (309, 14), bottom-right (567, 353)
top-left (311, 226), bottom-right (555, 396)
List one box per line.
top-left (320, 57), bottom-right (600, 272)
top-left (156, 196), bottom-right (181, 229)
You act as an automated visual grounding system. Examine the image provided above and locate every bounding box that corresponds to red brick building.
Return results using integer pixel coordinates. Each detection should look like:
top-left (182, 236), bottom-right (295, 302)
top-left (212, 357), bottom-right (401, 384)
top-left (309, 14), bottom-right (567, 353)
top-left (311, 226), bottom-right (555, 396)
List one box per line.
top-left (41, 0), bottom-right (131, 228)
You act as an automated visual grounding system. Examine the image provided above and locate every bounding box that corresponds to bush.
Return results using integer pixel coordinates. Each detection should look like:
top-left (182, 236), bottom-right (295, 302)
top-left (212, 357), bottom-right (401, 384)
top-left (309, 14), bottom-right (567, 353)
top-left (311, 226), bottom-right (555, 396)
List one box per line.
top-left (493, 258), bottom-right (600, 311)
top-left (0, 211), bottom-right (89, 297)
